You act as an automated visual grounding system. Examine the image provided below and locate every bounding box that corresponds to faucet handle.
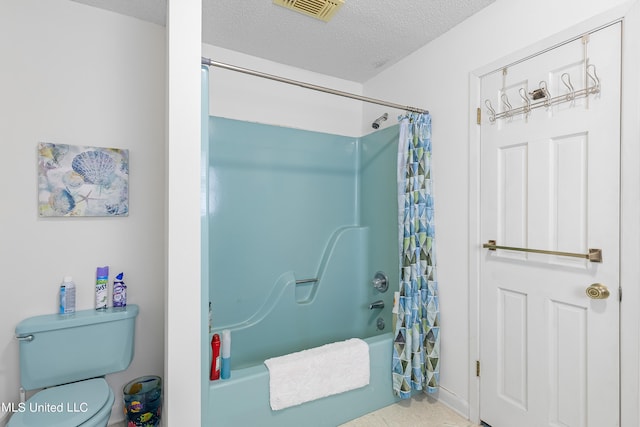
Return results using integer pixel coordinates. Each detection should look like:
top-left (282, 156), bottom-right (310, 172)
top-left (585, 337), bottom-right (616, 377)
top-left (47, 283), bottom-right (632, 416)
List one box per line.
top-left (371, 271), bottom-right (389, 293)
top-left (369, 300), bottom-right (385, 310)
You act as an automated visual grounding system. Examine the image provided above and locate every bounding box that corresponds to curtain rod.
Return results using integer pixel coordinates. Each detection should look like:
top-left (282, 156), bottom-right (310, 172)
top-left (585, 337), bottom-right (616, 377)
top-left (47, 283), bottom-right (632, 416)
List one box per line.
top-left (201, 57), bottom-right (428, 114)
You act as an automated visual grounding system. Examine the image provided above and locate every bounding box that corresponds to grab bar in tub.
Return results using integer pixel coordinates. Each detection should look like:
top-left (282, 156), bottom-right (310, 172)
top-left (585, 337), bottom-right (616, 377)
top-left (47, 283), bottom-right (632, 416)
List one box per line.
top-left (295, 278), bottom-right (318, 284)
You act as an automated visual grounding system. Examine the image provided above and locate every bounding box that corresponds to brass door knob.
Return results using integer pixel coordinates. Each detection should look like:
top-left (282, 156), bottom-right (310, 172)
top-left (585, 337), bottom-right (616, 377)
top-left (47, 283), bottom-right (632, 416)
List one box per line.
top-left (586, 283), bottom-right (610, 299)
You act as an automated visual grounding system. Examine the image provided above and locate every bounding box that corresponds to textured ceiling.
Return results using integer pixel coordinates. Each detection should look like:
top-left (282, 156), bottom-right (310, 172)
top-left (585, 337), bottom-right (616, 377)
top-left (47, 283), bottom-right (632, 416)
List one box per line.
top-left (70, 0), bottom-right (495, 82)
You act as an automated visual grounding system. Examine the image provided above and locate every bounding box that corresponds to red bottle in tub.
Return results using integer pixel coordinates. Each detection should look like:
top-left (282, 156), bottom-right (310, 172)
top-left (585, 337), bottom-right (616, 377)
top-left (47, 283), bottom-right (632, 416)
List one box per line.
top-left (210, 334), bottom-right (220, 380)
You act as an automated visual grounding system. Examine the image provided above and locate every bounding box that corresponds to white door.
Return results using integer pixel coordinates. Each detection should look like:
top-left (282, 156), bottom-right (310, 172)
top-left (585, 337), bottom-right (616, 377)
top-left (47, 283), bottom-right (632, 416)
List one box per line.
top-left (479, 23), bottom-right (621, 427)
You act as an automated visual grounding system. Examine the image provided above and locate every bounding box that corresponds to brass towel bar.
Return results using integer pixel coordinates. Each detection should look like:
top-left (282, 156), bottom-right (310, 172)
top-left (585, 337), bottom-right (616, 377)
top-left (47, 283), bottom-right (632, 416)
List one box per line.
top-left (483, 240), bottom-right (602, 263)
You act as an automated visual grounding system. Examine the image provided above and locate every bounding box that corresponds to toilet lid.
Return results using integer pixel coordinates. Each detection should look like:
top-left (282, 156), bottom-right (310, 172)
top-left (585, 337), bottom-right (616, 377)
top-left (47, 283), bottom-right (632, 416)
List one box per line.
top-left (8, 378), bottom-right (111, 427)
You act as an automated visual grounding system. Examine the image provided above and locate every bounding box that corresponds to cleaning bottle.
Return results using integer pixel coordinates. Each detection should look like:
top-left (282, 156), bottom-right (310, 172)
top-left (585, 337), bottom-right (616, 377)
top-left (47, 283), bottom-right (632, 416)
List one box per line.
top-left (95, 266), bottom-right (109, 310)
top-left (210, 334), bottom-right (221, 381)
top-left (113, 272), bottom-right (127, 309)
top-left (59, 276), bottom-right (76, 314)
top-left (221, 329), bottom-right (231, 379)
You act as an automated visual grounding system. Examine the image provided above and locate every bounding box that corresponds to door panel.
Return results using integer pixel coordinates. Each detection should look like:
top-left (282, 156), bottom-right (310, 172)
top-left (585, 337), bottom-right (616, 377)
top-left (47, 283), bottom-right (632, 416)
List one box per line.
top-left (497, 288), bottom-right (528, 409)
top-left (548, 300), bottom-right (587, 427)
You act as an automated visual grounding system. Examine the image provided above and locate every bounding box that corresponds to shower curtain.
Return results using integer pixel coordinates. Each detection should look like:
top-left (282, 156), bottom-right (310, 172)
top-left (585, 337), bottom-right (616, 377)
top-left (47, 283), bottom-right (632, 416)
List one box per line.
top-left (392, 112), bottom-right (440, 398)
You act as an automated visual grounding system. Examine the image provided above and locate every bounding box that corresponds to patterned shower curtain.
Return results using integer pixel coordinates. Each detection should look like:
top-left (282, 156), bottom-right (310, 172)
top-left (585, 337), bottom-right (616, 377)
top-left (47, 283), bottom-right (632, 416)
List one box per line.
top-left (392, 112), bottom-right (440, 399)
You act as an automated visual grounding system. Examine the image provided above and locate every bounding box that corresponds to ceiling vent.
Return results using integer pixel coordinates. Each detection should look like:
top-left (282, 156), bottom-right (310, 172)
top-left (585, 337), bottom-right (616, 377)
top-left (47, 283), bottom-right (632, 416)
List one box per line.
top-left (273, 0), bottom-right (345, 22)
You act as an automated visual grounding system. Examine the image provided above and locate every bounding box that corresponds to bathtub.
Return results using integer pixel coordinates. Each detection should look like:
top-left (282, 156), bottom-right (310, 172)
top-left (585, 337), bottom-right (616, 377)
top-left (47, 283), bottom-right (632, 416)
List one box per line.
top-left (207, 227), bottom-right (400, 426)
top-left (208, 332), bottom-right (399, 426)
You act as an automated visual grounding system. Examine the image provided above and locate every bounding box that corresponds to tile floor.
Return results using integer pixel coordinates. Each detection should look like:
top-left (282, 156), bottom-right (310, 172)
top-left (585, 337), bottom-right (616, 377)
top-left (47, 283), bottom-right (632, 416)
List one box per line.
top-left (340, 395), bottom-right (476, 427)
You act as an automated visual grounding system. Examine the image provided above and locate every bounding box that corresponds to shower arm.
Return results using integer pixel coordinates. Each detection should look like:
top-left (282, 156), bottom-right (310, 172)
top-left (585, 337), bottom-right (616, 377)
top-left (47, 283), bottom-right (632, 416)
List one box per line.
top-left (201, 57), bottom-right (429, 115)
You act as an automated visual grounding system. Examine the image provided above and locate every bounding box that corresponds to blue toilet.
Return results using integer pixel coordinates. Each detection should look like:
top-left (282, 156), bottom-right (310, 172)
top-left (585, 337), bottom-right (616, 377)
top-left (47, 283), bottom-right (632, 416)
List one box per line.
top-left (8, 305), bottom-right (139, 427)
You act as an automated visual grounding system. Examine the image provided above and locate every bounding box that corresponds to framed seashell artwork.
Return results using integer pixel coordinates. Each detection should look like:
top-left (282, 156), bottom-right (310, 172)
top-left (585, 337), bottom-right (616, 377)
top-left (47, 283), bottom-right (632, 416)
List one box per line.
top-left (37, 143), bottom-right (129, 217)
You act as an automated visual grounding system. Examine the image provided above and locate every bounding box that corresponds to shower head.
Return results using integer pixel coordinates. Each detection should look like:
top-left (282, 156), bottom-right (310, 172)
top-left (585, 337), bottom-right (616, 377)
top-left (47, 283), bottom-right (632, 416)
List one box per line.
top-left (371, 113), bottom-right (388, 129)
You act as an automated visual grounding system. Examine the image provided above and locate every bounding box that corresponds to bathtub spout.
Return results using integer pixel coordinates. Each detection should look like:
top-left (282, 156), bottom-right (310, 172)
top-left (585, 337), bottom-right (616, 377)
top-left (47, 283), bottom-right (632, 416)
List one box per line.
top-left (369, 300), bottom-right (385, 310)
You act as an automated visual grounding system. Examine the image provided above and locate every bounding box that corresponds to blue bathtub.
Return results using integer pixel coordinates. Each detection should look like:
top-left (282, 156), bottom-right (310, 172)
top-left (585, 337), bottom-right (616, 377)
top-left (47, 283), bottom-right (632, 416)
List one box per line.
top-left (208, 332), bottom-right (398, 426)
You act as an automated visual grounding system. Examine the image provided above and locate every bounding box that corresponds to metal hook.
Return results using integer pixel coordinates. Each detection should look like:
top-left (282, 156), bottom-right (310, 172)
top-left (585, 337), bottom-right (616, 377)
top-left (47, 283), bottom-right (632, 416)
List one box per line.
top-left (586, 64), bottom-right (600, 93)
top-left (485, 99), bottom-right (496, 122)
top-left (501, 93), bottom-right (513, 117)
top-left (561, 73), bottom-right (575, 101)
top-left (519, 87), bottom-right (531, 114)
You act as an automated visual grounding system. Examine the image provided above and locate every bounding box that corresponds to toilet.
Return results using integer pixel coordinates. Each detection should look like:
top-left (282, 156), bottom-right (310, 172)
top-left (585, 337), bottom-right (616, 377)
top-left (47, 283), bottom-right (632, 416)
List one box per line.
top-left (8, 304), bottom-right (139, 427)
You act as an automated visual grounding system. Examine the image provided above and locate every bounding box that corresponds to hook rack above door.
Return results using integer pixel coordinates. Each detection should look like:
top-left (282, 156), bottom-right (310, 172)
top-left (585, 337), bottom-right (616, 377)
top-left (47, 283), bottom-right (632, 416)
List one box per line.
top-left (484, 63), bottom-right (601, 123)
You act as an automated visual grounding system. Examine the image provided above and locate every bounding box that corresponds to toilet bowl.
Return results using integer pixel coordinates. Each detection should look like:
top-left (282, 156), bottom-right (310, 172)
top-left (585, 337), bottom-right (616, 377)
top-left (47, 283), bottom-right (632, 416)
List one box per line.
top-left (8, 305), bottom-right (139, 427)
top-left (8, 378), bottom-right (114, 427)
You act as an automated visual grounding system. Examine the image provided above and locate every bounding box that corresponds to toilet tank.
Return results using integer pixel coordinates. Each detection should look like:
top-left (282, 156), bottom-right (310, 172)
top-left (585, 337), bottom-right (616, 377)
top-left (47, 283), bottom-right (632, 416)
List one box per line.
top-left (15, 305), bottom-right (139, 390)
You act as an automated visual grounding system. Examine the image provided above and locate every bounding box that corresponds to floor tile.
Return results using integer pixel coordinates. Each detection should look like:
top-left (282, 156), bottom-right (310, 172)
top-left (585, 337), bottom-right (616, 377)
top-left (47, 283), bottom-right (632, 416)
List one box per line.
top-left (340, 395), bottom-right (475, 427)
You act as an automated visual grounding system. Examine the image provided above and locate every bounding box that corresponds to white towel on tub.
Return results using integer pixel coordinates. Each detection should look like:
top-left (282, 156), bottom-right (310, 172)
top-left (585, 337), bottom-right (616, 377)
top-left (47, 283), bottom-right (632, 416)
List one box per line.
top-left (264, 338), bottom-right (370, 411)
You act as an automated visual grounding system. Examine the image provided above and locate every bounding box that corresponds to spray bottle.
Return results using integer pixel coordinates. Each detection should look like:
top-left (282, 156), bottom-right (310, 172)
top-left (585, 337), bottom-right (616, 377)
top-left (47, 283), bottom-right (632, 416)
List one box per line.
top-left (95, 266), bottom-right (109, 310)
top-left (59, 276), bottom-right (76, 315)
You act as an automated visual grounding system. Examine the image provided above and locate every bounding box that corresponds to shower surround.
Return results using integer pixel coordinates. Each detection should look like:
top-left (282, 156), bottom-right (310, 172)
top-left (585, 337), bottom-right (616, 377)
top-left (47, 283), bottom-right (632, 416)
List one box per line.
top-left (206, 116), bottom-right (401, 426)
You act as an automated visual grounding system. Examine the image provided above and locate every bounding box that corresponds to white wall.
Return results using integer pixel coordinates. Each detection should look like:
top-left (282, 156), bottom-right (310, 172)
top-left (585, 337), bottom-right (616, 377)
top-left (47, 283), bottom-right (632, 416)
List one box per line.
top-left (363, 0), bottom-right (639, 421)
top-left (201, 44), bottom-right (364, 137)
top-left (0, 1), bottom-right (165, 425)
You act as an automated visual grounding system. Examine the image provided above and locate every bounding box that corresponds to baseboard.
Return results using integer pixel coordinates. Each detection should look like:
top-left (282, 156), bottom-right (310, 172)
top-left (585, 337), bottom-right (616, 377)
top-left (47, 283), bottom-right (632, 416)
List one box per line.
top-left (433, 385), bottom-right (470, 420)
